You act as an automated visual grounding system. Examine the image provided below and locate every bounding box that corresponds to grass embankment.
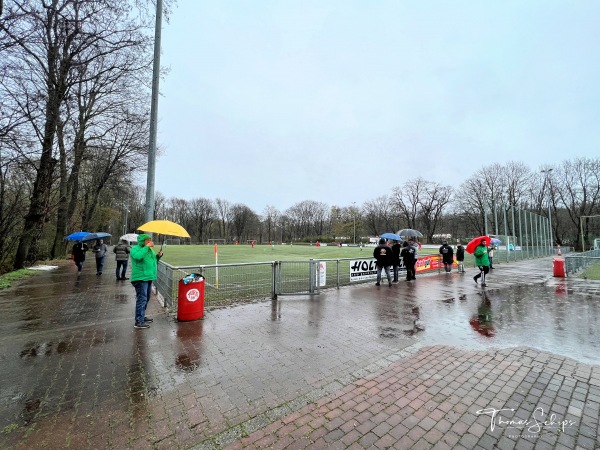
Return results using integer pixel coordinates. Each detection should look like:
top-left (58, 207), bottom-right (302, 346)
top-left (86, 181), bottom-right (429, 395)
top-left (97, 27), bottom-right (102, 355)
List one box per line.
top-left (0, 269), bottom-right (37, 289)
top-left (580, 262), bottom-right (600, 280)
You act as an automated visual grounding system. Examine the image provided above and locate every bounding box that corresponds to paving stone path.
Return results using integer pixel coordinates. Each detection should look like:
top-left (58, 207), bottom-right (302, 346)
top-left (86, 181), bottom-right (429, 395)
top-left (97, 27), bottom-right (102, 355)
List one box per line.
top-left (0, 255), bottom-right (598, 449)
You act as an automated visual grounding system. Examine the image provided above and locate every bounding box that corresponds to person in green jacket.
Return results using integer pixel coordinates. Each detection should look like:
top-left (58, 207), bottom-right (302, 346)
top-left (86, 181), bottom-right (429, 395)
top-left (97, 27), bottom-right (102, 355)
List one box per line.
top-left (473, 239), bottom-right (490, 287)
top-left (130, 233), bottom-right (163, 329)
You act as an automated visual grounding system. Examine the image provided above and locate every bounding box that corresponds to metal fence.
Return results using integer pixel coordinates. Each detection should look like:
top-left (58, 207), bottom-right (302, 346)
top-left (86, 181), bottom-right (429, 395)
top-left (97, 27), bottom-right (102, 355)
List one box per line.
top-left (155, 247), bottom-right (563, 311)
top-left (565, 249), bottom-right (600, 275)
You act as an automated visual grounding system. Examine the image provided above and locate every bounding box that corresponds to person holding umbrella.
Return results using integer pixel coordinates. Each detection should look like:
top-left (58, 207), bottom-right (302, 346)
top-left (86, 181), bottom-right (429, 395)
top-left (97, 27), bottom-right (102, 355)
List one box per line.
top-left (391, 240), bottom-right (402, 282)
top-left (93, 239), bottom-right (108, 275)
top-left (71, 241), bottom-right (88, 274)
top-left (130, 234), bottom-right (163, 329)
top-left (473, 238), bottom-right (490, 287)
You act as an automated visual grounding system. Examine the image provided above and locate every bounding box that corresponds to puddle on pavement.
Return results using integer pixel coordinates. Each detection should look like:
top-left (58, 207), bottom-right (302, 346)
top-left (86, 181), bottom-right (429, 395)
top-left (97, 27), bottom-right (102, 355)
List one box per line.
top-left (411, 283), bottom-right (600, 365)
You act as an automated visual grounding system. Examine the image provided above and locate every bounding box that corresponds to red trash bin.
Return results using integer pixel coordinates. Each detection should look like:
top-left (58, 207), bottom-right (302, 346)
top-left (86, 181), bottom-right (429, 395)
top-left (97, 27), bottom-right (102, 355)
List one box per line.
top-left (553, 258), bottom-right (565, 277)
top-left (178, 278), bottom-right (205, 321)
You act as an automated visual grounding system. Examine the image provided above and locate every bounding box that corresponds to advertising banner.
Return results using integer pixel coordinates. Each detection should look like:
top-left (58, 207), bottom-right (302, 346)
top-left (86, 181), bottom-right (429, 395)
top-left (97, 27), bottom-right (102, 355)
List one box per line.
top-left (349, 259), bottom-right (406, 281)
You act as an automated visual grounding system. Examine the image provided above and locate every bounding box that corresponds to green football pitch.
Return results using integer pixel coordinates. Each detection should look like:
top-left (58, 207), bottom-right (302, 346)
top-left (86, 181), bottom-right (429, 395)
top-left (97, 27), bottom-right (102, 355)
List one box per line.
top-left (159, 243), bottom-right (439, 266)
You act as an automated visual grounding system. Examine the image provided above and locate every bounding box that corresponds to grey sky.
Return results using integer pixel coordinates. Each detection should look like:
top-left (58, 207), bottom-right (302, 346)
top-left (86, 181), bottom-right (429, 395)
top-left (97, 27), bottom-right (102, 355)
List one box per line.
top-left (154, 1), bottom-right (600, 213)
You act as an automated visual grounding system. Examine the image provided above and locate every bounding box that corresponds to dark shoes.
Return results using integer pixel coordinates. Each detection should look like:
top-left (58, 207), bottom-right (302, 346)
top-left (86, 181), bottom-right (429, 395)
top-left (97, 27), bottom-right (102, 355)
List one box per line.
top-left (134, 322), bottom-right (150, 329)
top-left (144, 317), bottom-right (153, 323)
top-left (473, 276), bottom-right (478, 284)
top-left (388, 282), bottom-right (392, 287)
top-left (375, 283), bottom-right (381, 286)
top-left (481, 283), bottom-right (488, 287)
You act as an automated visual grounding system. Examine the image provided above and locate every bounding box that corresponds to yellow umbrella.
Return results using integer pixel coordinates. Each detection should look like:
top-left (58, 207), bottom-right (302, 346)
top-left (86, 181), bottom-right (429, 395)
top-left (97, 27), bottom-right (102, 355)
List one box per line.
top-left (137, 220), bottom-right (190, 238)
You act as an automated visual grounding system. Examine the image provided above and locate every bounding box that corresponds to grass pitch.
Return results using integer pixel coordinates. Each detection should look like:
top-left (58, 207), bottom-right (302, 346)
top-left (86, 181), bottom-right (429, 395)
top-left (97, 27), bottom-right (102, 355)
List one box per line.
top-left (159, 243), bottom-right (439, 266)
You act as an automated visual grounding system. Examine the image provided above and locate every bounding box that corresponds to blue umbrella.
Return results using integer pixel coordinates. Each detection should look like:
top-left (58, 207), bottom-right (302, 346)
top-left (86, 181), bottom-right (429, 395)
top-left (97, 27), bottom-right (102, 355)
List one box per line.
top-left (380, 232), bottom-right (403, 241)
top-left (65, 231), bottom-right (91, 241)
top-left (490, 238), bottom-right (502, 245)
top-left (80, 232), bottom-right (112, 242)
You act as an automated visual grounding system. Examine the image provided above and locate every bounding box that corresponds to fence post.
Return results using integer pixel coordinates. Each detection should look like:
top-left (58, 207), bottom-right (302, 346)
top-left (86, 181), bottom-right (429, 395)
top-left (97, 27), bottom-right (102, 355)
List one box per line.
top-left (271, 261), bottom-right (278, 300)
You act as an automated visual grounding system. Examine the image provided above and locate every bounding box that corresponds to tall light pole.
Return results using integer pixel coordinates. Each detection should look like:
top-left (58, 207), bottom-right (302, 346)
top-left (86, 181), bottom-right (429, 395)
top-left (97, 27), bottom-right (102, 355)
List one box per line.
top-left (146, 0), bottom-right (163, 223)
top-left (352, 202), bottom-right (356, 244)
top-left (123, 209), bottom-right (130, 235)
top-left (541, 168), bottom-right (554, 253)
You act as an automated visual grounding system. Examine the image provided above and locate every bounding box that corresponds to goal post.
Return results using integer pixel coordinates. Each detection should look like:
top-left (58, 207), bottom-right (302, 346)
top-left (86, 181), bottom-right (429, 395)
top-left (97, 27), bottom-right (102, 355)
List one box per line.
top-left (207, 238), bottom-right (226, 245)
top-left (163, 238), bottom-right (181, 246)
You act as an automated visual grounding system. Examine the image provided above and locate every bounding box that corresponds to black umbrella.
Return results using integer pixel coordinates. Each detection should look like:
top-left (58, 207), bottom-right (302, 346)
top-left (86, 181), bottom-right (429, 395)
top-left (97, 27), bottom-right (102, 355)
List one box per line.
top-left (397, 229), bottom-right (423, 238)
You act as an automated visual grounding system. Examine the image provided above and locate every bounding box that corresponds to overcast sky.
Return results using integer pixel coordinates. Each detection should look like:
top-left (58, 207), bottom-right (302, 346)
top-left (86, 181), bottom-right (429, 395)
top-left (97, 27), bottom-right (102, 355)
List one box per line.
top-left (153, 1), bottom-right (600, 213)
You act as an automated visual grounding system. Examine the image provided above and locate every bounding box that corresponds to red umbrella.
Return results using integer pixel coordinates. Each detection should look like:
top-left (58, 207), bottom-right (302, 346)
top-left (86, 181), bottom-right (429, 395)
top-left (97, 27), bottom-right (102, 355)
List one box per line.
top-left (465, 235), bottom-right (491, 254)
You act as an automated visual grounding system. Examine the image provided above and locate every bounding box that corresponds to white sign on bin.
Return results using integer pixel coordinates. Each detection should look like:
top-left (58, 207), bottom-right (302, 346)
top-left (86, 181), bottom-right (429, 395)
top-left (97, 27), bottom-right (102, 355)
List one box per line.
top-left (186, 289), bottom-right (200, 302)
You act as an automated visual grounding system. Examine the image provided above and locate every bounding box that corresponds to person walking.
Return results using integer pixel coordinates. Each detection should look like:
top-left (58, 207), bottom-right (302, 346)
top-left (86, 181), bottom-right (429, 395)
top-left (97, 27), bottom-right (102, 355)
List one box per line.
top-left (93, 239), bottom-right (108, 275)
top-left (401, 241), bottom-right (417, 281)
top-left (113, 239), bottom-right (131, 280)
top-left (473, 239), bottom-right (490, 287)
top-left (373, 238), bottom-right (394, 287)
top-left (439, 240), bottom-right (454, 273)
top-left (71, 241), bottom-right (88, 274)
top-left (391, 240), bottom-right (402, 282)
top-left (456, 244), bottom-right (465, 273)
top-left (130, 234), bottom-right (163, 329)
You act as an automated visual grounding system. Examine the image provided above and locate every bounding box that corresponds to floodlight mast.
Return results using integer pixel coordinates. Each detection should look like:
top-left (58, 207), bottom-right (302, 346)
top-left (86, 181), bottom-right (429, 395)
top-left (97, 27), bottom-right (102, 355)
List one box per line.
top-left (146, 0), bottom-right (163, 225)
top-left (541, 169), bottom-right (553, 253)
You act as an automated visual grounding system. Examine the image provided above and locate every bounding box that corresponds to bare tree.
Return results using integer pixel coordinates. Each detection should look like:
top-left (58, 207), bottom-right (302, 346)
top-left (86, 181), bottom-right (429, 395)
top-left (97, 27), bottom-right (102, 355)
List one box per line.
top-left (554, 157), bottom-right (600, 249)
top-left (2, 0), bottom-right (153, 267)
top-left (187, 198), bottom-right (215, 243)
top-left (262, 205), bottom-right (280, 243)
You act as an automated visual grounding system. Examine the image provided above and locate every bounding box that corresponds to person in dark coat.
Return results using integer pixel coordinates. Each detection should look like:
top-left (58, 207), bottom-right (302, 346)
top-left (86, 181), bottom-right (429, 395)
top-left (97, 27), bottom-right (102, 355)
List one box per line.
top-left (401, 241), bottom-right (417, 281)
top-left (71, 241), bottom-right (88, 274)
top-left (373, 238), bottom-right (394, 287)
top-left (391, 240), bottom-right (402, 282)
top-left (456, 244), bottom-right (465, 273)
top-left (439, 240), bottom-right (454, 273)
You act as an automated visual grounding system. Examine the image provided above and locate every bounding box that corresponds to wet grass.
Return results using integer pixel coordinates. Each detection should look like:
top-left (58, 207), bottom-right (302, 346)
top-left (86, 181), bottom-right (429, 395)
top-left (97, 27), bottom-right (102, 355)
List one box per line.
top-left (0, 269), bottom-right (37, 290)
top-left (579, 262), bottom-right (600, 280)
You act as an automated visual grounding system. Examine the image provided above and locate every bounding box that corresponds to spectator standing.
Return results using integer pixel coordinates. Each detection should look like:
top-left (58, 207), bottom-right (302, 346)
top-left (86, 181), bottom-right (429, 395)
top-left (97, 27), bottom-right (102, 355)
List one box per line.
top-left (408, 239), bottom-right (419, 280)
top-left (401, 241), bottom-right (417, 281)
top-left (373, 238), bottom-right (394, 287)
top-left (71, 241), bottom-right (88, 274)
top-left (93, 239), bottom-right (108, 276)
top-left (391, 240), bottom-right (402, 282)
top-left (439, 241), bottom-right (454, 272)
top-left (473, 239), bottom-right (491, 287)
top-left (113, 239), bottom-right (131, 280)
top-left (456, 244), bottom-right (465, 273)
top-left (130, 234), bottom-right (163, 329)
top-left (488, 245), bottom-right (495, 269)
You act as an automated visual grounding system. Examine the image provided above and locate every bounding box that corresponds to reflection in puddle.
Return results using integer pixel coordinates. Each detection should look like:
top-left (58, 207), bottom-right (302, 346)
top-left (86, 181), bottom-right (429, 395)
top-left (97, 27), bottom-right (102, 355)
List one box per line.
top-left (413, 284), bottom-right (600, 365)
top-left (175, 321), bottom-right (203, 373)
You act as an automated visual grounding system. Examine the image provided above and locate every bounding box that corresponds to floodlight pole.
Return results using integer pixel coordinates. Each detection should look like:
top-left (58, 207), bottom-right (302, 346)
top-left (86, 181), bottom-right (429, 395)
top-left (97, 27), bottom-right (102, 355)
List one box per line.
top-left (352, 202), bottom-right (356, 244)
top-left (145, 0), bottom-right (163, 224)
top-left (541, 169), bottom-right (554, 254)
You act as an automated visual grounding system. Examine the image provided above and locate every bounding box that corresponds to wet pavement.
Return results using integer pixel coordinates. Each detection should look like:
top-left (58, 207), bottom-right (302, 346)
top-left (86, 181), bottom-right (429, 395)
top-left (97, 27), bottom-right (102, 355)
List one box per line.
top-left (0, 256), bottom-right (599, 449)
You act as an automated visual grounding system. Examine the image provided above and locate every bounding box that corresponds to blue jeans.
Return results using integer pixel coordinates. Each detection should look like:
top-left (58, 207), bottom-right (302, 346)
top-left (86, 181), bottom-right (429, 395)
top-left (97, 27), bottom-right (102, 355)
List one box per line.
top-left (133, 281), bottom-right (152, 324)
top-left (74, 260), bottom-right (84, 272)
top-left (95, 256), bottom-right (105, 274)
top-left (376, 265), bottom-right (392, 284)
top-left (116, 260), bottom-right (128, 279)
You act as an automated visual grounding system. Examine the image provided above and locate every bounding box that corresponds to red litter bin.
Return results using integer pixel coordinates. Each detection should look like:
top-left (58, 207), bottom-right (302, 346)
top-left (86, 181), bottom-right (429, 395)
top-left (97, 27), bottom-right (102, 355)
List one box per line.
top-left (178, 277), bottom-right (205, 321)
top-left (553, 258), bottom-right (565, 278)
